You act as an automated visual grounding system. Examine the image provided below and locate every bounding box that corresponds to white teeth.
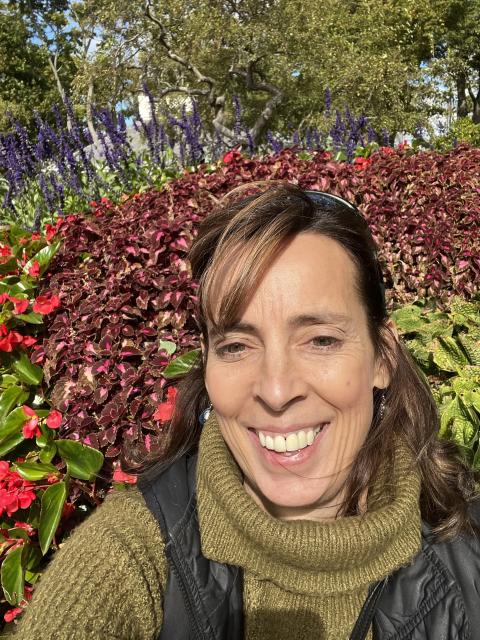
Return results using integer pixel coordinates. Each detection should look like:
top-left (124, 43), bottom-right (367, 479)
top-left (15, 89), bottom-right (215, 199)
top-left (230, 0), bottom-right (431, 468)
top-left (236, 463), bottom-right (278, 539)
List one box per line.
top-left (274, 435), bottom-right (286, 453)
top-left (257, 425), bottom-right (324, 453)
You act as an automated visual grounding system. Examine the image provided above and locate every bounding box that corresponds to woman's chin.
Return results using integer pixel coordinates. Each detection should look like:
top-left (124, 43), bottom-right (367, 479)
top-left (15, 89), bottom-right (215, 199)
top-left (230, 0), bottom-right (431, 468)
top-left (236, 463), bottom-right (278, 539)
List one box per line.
top-left (245, 475), bottom-right (337, 518)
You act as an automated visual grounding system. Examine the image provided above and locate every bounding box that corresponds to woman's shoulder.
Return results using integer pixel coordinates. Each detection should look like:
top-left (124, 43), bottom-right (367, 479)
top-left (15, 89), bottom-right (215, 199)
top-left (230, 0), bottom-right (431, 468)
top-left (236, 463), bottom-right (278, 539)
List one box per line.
top-left (14, 487), bottom-right (168, 640)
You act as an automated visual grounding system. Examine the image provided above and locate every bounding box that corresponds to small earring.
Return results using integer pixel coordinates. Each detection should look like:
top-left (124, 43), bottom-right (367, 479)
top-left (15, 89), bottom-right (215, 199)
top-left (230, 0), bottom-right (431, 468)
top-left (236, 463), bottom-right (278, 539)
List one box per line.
top-left (378, 393), bottom-right (387, 421)
top-left (199, 404), bottom-right (212, 426)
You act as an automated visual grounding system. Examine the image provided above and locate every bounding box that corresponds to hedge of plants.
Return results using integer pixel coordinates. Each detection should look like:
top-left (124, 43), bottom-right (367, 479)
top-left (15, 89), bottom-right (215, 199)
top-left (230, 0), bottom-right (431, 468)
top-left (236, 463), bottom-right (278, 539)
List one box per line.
top-left (0, 143), bottom-right (479, 628)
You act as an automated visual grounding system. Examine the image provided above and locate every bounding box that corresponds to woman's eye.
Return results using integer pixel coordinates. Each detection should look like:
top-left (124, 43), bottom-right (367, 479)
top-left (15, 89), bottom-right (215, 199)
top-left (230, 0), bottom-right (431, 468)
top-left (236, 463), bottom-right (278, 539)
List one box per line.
top-left (311, 336), bottom-right (339, 349)
top-left (216, 342), bottom-right (246, 358)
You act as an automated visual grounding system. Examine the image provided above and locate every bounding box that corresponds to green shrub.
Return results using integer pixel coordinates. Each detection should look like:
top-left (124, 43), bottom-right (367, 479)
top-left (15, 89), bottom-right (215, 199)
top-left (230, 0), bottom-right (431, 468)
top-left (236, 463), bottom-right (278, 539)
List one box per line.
top-left (393, 297), bottom-right (480, 469)
top-left (434, 118), bottom-right (480, 151)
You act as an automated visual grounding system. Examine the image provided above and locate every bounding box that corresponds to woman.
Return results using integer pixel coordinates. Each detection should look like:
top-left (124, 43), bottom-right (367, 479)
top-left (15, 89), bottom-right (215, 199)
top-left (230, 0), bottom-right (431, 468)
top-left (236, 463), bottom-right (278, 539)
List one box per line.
top-left (17, 182), bottom-right (480, 640)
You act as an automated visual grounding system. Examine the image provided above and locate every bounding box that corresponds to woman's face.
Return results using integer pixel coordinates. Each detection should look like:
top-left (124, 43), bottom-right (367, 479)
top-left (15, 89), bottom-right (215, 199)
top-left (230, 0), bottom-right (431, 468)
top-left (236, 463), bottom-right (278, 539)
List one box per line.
top-left (204, 233), bottom-right (390, 521)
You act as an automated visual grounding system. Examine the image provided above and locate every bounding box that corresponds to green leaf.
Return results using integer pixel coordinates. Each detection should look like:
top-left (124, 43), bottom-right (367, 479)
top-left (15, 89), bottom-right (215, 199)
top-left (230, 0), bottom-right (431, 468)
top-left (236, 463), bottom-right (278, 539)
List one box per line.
top-left (159, 340), bottom-right (177, 356)
top-left (163, 349), bottom-right (201, 379)
top-left (0, 374), bottom-right (21, 388)
top-left (0, 433), bottom-right (24, 457)
top-left (0, 258), bottom-right (19, 275)
top-left (14, 312), bottom-right (44, 325)
top-left (15, 461), bottom-right (57, 481)
top-left (22, 239), bottom-right (61, 277)
top-left (458, 334), bottom-right (480, 366)
top-left (1, 545), bottom-right (24, 605)
top-left (39, 481), bottom-right (67, 555)
top-left (0, 385), bottom-right (29, 421)
top-left (56, 440), bottom-right (104, 481)
top-left (11, 351), bottom-right (43, 386)
top-left (472, 444), bottom-right (480, 471)
top-left (0, 406), bottom-right (27, 442)
top-left (439, 397), bottom-right (460, 437)
top-left (38, 443), bottom-right (57, 464)
top-left (433, 337), bottom-right (470, 373)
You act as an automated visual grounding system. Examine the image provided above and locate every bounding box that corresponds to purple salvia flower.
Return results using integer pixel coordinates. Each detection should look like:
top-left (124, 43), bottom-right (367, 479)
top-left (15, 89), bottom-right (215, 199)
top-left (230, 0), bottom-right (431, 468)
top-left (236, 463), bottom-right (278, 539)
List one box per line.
top-left (305, 127), bottom-right (312, 150)
top-left (293, 130), bottom-right (300, 146)
top-left (367, 125), bottom-right (377, 143)
top-left (38, 172), bottom-right (55, 213)
top-left (346, 136), bottom-right (355, 162)
top-left (324, 87), bottom-right (331, 116)
top-left (233, 95), bottom-right (242, 140)
top-left (244, 127), bottom-right (255, 155)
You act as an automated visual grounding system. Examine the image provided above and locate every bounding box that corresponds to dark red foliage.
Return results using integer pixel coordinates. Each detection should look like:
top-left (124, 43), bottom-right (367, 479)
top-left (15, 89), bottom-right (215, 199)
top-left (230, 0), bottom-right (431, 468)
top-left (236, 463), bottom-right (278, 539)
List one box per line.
top-left (35, 145), bottom-right (480, 470)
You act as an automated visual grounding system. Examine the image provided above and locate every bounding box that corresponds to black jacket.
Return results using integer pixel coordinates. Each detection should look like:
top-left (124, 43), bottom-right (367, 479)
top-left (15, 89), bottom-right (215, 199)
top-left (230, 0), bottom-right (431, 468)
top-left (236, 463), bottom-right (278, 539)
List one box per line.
top-left (138, 452), bottom-right (480, 640)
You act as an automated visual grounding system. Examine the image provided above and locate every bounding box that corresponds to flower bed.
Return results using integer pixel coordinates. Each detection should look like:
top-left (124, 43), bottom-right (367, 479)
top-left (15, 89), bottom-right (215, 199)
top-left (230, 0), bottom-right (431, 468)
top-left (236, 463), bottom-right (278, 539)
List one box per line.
top-left (0, 144), bottom-right (479, 626)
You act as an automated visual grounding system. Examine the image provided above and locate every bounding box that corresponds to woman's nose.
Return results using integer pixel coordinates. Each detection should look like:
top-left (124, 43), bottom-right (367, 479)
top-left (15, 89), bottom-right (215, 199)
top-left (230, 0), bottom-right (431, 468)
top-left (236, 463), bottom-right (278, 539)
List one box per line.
top-left (253, 350), bottom-right (306, 412)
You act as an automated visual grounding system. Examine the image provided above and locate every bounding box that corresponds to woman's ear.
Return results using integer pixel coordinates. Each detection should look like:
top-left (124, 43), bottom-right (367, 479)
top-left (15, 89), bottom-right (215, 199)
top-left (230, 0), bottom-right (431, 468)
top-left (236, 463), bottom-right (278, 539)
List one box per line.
top-left (373, 318), bottom-right (398, 390)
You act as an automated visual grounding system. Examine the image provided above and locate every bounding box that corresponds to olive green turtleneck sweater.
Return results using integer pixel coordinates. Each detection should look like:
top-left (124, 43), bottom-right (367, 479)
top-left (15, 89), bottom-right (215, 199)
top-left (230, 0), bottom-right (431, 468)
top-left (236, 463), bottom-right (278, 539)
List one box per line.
top-left (16, 415), bottom-right (422, 640)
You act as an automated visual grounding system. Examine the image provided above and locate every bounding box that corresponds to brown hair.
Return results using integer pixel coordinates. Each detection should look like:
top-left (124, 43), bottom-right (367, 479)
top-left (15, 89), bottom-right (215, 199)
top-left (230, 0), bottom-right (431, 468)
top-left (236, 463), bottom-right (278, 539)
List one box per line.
top-left (141, 181), bottom-right (479, 540)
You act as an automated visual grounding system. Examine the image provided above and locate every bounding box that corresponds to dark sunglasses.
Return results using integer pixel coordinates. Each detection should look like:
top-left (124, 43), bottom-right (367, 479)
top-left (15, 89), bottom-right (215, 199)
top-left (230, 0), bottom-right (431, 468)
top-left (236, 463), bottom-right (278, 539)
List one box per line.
top-left (304, 190), bottom-right (386, 309)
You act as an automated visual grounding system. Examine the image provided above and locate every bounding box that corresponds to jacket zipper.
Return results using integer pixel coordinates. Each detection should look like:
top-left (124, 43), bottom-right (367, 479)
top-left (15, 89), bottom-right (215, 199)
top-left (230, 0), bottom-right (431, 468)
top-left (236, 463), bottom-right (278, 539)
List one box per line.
top-left (167, 540), bottom-right (208, 640)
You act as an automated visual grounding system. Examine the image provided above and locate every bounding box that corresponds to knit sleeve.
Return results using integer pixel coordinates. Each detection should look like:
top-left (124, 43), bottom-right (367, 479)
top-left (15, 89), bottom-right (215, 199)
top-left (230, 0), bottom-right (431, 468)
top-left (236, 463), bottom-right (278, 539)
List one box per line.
top-left (14, 487), bottom-right (168, 640)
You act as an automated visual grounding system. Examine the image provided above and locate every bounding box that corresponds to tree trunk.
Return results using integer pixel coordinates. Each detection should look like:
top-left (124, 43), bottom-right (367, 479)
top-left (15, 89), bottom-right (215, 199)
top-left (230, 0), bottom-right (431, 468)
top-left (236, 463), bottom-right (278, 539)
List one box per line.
top-left (86, 80), bottom-right (99, 146)
top-left (48, 54), bottom-right (73, 132)
top-left (456, 72), bottom-right (469, 119)
top-left (472, 73), bottom-right (480, 124)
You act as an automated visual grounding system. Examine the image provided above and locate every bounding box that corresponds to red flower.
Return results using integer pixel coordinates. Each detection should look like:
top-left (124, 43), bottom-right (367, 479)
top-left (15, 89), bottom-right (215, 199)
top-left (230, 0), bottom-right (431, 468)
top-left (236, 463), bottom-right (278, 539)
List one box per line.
top-left (2, 295), bottom-right (29, 314)
top-left (21, 335), bottom-right (37, 347)
top-left (153, 386), bottom-right (178, 422)
top-left (0, 461), bottom-right (10, 481)
top-left (30, 233), bottom-right (41, 241)
top-left (0, 468), bottom-right (36, 517)
top-left (353, 156), bottom-right (372, 170)
top-left (32, 293), bottom-right (60, 315)
top-left (222, 147), bottom-right (242, 164)
top-left (4, 606), bottom-right (23, 623)
top-left (0, 244), bottom-right (11, 257)
top-left (21, 405), bottom-right (40, 439)
top-left (0, 324), bottom-right (24, 352)
top-left (28, 261), bottom-right (40, 278)
top-left (44, 224), bottom-right (58, 242)
top-left (113, 467), bottom-right (138, 484)
top-left (46, 409), bottom-right (62, 429)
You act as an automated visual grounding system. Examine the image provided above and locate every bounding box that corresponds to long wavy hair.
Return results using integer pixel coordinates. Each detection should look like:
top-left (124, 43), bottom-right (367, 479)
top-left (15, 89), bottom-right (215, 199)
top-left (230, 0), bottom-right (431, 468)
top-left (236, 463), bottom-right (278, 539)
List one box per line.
top-left (139, 181), bottom-right (479, 541)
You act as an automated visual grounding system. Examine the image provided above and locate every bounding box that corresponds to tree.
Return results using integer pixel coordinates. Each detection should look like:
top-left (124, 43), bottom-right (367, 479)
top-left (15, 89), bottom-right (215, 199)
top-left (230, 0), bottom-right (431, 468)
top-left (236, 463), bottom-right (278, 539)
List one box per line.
top-left (432, 0), bottom-right (480, 122)
top-left (0, 3), bottom-right (57, 131)
top-left (71, 0), bottom-right (443, 141)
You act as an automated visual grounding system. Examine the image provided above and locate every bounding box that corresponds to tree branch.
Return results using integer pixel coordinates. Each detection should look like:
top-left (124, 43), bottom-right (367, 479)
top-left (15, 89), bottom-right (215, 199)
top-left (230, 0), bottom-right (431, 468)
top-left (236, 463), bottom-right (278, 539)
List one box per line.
top-left (144, 0), bottom-right (217, 104)
top-left (230, 60), bottom-right (283, 143)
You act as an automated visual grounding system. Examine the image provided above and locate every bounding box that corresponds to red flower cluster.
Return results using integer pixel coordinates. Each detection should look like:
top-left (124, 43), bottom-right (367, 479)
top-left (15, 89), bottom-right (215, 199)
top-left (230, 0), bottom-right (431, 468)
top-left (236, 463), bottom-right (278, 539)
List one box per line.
top-left (112, 467), bottom-right (137, 484)
top-left (153, 386), bottom-right (178, 422)
top-left (21, 407), bottom-right (62, 439)
top-left (32, 293), bottom-right (61, 315)
top-left (0, 292), bottom-right (29, 315)
top-left (0, 324), bottom-right (37, 352)
top-left (0, 462), bottom-right (36, 518)
top-left (3, 585), bottom-right (33, 623)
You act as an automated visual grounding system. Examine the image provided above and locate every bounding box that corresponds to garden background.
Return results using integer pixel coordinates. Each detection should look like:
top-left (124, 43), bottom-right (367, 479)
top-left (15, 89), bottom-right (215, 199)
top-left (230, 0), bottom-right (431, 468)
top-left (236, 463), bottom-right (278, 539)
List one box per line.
top-left (0, 0), bottom-right (480, 630)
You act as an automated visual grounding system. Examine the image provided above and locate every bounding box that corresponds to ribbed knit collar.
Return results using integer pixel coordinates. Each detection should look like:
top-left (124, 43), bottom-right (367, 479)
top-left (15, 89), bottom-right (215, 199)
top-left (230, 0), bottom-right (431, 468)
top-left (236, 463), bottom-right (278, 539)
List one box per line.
top-left (196, 413), bottom-right (422, 596)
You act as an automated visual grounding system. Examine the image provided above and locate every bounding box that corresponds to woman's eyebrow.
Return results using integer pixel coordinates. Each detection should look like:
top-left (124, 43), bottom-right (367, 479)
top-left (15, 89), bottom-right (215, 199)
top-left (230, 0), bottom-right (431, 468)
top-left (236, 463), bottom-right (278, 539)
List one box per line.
top-left (213, 313), bottom-right (351, 337)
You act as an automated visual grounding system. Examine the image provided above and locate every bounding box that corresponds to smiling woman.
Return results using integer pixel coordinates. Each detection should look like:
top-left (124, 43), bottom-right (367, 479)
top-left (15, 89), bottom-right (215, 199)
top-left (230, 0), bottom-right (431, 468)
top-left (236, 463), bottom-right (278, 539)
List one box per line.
top-left (17, 182), bottom-right (480, 640)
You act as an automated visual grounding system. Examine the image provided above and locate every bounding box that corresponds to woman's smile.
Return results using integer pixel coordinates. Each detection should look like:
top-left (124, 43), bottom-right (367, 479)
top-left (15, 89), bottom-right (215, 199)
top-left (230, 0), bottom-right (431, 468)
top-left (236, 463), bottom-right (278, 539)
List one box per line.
top-left (247, 421), bottom-right (331, 467)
